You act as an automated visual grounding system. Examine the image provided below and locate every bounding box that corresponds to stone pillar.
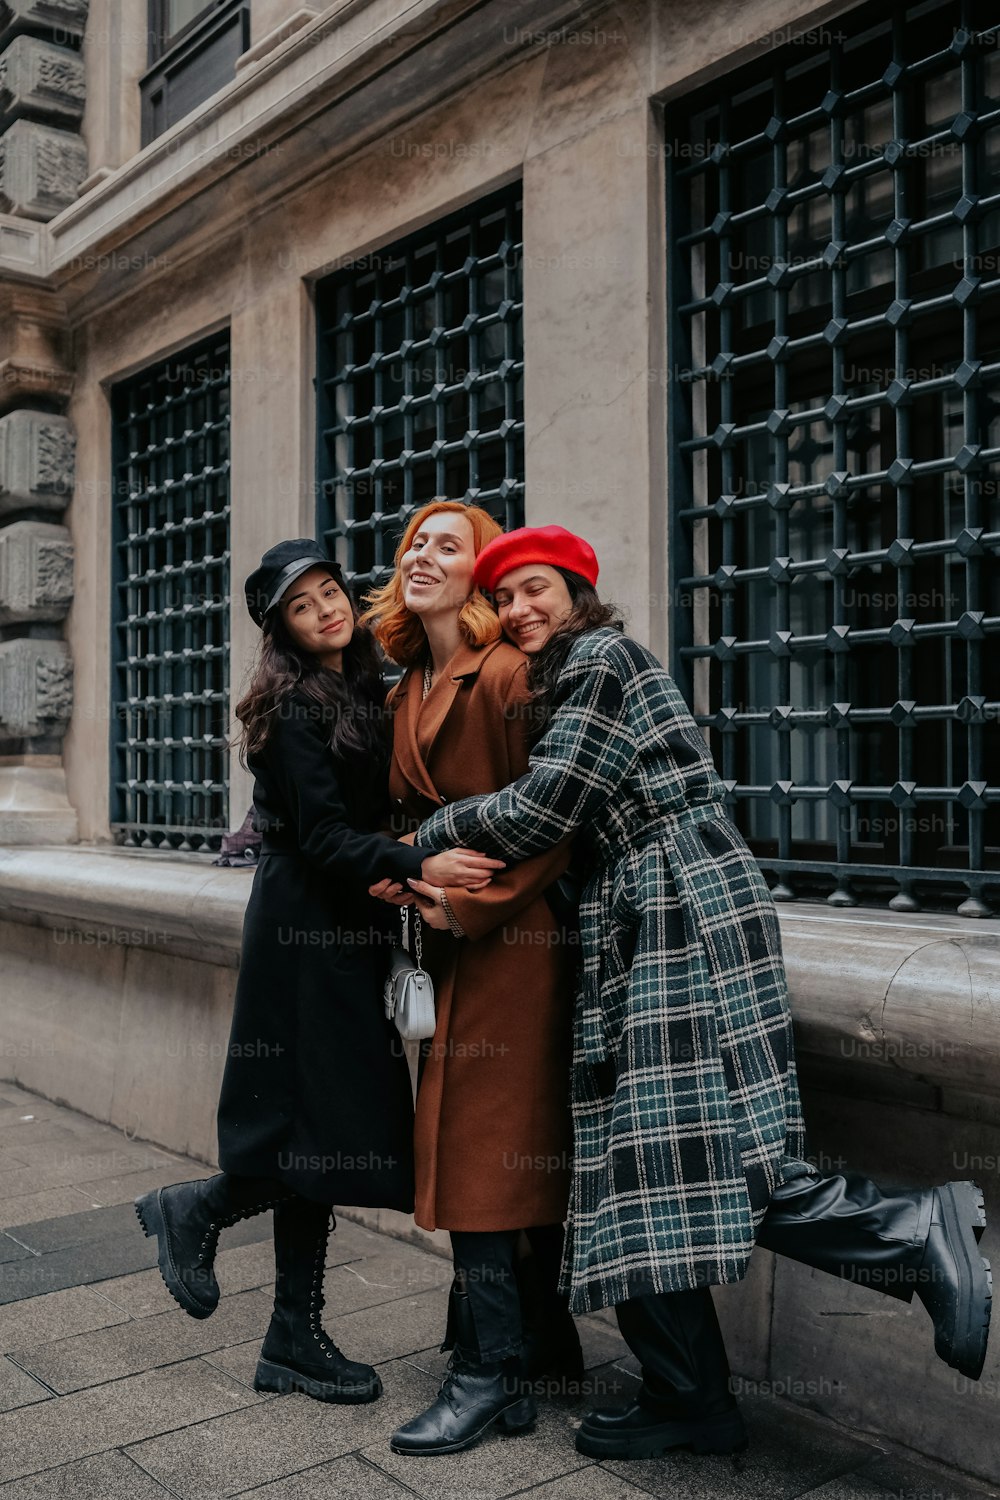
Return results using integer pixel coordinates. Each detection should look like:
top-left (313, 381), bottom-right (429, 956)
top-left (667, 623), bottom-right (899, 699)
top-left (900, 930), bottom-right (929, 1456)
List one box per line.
top-left (0, 0), bottom-right (87, 842)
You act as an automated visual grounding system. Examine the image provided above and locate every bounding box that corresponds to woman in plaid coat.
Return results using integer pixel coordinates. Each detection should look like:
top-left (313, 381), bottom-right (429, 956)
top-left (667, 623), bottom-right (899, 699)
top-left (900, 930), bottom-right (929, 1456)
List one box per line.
top-left (409, 524), bottom-right (992, 1462)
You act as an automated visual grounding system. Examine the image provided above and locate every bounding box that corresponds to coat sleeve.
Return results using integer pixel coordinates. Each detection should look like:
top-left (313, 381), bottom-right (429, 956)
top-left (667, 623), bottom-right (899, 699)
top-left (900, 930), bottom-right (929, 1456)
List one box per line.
top-left (439, 659), bottom-right (573, 942)
top-left (265, 698), bottom-right (428, 885)
top-left (417, 638), bottom-right (639, 861)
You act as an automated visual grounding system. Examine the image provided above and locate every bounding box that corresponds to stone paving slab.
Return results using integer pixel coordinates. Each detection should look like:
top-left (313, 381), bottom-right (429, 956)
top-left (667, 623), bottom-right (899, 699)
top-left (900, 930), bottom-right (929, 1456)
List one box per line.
top-left (0, 1357), bottom-right (264, 1486)
top-left (125, 1356), bottom-right (438, 1499)
top-left (0, 1448), bottom-right (178, 1498)
top-left (0, 1184), bottom-right (109, 1231)
top-left (0, 1352), bottom-right (51, 1412)
top-left (0, 1283), bottom-right (130, 1353)
top-left (10, 1287), bottom-right (276, 1394)
top-left (0, 1202), bottom-right (275, 1305)
top-left (231, 1451), bottom-right (425, 1500)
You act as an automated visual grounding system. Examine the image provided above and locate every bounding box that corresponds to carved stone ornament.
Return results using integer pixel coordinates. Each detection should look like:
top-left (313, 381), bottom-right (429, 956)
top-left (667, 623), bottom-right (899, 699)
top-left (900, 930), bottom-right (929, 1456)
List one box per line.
top-left (0, 36), bottom-right (85, 125)
top-left (0, 118), bottom-right (88, 220)
top-left (0, 410), bottom-right (75, 515)
top-left (0, 636), bottom-right (73, 739)
top-left (0, 520), bottom-right (73, 624)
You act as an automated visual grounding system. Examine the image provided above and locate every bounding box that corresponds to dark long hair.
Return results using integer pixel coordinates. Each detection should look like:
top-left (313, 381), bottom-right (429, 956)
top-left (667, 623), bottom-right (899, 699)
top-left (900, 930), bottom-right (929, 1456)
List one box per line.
top-left (523, 569), bottom-right (626, 744)
top-left (233, 590), bottom-right (390, 781)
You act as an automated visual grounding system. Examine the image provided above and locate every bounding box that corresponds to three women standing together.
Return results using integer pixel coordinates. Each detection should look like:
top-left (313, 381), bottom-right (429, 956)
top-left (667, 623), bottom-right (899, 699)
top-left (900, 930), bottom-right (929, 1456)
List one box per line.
top-left (138, 501), bottom-right (991, 1463)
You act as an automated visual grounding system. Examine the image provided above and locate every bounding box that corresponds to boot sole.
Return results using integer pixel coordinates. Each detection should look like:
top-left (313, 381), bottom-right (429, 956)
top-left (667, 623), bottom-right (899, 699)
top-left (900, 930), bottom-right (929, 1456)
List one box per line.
top-left (254, 1356), bottom-right (382, 1404)
top-left (576, 1411), bottom-right (749, 1459)
top-left (134, 1190), bottom-right (216, 1321)
top-left (390, 1397), bottom-right (537, 1454)
top-left (932, 1182), bottom-right (992, 1382)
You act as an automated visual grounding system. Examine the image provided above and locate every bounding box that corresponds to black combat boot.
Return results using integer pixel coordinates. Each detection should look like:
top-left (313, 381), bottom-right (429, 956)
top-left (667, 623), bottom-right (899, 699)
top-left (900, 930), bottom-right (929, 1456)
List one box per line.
top-left (390, 1283), bottom-right (536, 1455)
top-left (254, 1196), bottom-right (381, 1403)
top-left (136, 1174), bottom-right (296, 1319)
top-left (577, 1288), bottom-right (747, 1460)
top-left (758, 1170), bottom-right (992, 1381)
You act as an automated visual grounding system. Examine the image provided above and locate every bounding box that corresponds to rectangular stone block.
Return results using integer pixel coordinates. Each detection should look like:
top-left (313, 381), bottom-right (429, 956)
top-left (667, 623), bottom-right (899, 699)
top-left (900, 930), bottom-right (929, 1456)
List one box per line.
top-left (0, 36), bottom-right (85, 125)
top-left (1, 412), bottom-right (75, 510)
top-left (0, 0), bottom-right (88, 49)
top-left (0, 520), bottom-right (73, 624)
top-left (0, 637), bottom-right (72, 739)
top-left (0, 118), bottom-right (87, 219)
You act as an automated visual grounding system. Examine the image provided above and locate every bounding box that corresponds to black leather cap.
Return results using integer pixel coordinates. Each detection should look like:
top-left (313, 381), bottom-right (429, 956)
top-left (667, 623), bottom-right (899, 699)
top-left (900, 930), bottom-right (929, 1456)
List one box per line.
top-left (245, 539), bottom-right (345, 627)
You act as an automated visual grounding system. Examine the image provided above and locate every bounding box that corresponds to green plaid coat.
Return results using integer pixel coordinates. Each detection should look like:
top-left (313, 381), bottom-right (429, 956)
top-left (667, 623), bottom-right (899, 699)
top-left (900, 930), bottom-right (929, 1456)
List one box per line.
top-left (417, 627), bottom-right (807, 1314)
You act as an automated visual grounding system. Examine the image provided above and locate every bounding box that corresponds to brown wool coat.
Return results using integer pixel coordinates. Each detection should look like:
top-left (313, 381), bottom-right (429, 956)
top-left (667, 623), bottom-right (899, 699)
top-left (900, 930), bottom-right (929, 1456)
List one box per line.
top-left (389, 637), bottom-right (575, 1232)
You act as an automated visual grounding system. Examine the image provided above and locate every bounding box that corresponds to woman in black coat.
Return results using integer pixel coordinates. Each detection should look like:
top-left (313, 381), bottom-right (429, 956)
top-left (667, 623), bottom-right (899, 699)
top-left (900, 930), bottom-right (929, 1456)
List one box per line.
top-left (136, 539), bottom-right (502, 1405)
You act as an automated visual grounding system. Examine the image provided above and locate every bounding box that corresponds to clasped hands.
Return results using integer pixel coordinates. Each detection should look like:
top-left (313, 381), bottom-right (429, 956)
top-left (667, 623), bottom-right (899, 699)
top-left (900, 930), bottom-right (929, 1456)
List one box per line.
top-left (368, 832), bottom-right (502, 931)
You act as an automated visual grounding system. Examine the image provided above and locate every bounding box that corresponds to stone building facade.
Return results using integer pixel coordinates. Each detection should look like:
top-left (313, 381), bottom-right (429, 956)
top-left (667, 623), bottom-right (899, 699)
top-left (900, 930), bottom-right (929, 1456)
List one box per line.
top-left (1, 0), bottom-right (999, 1476)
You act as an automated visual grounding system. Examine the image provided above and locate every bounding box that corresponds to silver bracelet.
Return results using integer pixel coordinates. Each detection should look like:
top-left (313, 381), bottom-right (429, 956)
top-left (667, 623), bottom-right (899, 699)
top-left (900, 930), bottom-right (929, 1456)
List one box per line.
top-left (439, 888), bottom-right (465, 938)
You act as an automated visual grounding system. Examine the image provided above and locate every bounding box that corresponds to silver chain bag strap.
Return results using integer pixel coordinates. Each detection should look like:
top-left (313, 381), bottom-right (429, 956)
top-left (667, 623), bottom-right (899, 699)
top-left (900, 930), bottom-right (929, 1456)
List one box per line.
top-left (384, 903), bottom-right (436, 1041)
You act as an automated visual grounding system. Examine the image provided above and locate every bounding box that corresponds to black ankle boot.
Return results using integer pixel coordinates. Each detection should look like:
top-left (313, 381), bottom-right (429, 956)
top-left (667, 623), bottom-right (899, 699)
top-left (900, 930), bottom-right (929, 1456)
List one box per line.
top-left (577, 1288), bottom-right (746, 1460)
top-left (135, 1174), bottom-right (294, 1319)
top-left (391, 1287), bottom-right (536, 1454)
top-left (390, 1356), bottom-right (535, 1455)
top-left (254, 1197), bottom-right (381, 1404)
top-left (577, 1394), bottom-right (748, 1459)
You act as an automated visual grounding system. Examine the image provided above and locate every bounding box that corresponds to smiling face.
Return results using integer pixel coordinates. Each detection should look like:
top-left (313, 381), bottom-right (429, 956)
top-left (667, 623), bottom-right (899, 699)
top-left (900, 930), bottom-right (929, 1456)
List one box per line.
top-left (400, 510), bottom-right (476, 619)
top-left (493, 564), bottom-right (575, 653)
top-left (279, 566), bottom-right (354, 669)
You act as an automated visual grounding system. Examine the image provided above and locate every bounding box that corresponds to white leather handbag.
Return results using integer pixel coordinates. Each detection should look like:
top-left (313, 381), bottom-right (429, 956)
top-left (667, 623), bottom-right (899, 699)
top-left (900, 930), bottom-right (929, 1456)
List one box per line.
top-left (384, 904), bottom-right (436, 1041)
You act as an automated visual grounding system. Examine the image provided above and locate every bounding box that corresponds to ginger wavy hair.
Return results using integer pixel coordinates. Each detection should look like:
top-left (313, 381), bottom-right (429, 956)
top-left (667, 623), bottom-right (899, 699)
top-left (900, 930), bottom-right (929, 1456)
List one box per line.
top-left (360, 499), bottom-right (503, 667)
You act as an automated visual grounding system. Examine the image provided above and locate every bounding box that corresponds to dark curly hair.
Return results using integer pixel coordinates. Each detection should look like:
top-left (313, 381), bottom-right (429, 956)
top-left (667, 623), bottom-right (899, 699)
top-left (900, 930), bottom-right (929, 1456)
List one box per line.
top-left (523, 568), bottom-right (626, 743)
top-left (233, 588), bottom-right (390, 783)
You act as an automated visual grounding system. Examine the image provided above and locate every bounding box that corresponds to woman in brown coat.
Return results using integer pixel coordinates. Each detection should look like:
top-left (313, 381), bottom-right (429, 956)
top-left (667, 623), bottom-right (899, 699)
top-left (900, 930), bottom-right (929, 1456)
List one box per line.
top-left (362, 500), bottom-right (579, 1455)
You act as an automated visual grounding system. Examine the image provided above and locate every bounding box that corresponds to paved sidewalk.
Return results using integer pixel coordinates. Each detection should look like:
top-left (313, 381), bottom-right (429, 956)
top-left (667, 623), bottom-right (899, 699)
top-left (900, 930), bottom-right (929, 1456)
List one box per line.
top-left (0, 1081), bottom-right (996, 1500)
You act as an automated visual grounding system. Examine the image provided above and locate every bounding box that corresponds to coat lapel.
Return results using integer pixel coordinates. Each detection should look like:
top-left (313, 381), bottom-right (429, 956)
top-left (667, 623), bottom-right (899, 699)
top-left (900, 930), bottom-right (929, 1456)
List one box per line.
top-left (394, 638), bottom-right (506, 805)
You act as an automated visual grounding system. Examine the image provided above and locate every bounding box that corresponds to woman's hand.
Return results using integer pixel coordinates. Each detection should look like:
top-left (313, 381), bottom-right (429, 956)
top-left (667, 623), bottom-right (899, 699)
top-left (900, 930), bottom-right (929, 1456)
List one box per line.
top-left (368, 878), bottom-right (415, 906)
top-left (406, 881), bottom-right (451, 930)
top-left (421, 849), bottom-right (504, 888)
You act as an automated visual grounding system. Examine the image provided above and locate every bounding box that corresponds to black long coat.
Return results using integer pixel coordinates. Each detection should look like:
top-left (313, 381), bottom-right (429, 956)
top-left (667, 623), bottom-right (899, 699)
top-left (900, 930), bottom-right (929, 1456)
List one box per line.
top-left (216, 689), bottom-right (425, 1208)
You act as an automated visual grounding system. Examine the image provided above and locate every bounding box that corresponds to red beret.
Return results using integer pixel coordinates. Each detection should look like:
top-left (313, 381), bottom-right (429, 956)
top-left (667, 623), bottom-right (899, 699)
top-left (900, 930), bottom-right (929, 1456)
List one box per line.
top-left (473, 524), bottom-right (599, 594)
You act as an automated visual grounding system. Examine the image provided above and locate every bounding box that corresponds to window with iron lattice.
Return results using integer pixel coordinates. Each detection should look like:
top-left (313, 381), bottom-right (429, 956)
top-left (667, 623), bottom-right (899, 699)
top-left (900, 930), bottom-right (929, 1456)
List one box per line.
top-left (315, 184), bottom-right (525, 593)
top-left (110, 333), bottom-right (231, 853)
top-left (667, 0), bottom-right (1000, 916)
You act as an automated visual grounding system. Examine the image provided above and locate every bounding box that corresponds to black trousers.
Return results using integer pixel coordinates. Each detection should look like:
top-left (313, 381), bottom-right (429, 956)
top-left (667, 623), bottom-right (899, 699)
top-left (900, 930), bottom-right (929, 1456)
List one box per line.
top-left (448, 1224), bottom-right (567, 1364)
top-left (615, 1164), bottom-right (932, 1409)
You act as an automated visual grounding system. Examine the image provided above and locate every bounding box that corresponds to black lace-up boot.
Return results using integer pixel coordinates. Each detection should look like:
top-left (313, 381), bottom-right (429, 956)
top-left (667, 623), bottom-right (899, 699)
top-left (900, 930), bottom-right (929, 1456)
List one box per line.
top-left (136, 1174), bottom-right (297, 1319)
top-left (390, 1281), bottom-right (536, 1455)
top-left (254, 1196), bottom-right (382, 1403)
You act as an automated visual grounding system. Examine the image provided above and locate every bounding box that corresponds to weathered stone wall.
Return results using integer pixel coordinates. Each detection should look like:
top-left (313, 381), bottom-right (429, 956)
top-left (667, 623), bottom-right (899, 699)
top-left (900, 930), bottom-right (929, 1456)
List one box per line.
top-left (0, 0), bottom-right (86, 841)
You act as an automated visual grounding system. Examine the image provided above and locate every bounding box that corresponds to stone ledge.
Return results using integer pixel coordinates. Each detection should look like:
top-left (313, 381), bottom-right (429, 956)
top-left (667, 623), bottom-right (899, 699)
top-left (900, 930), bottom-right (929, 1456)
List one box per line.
top-left (0, 844), bottom-right (248, 966)
top-left (0, 846), bottom-right (999, 1103)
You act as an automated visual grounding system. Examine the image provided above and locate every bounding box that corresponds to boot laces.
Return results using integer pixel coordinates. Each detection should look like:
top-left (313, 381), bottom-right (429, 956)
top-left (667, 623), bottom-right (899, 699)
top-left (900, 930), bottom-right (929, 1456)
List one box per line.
top-left (309, 1240), bottom-right (337, 1360)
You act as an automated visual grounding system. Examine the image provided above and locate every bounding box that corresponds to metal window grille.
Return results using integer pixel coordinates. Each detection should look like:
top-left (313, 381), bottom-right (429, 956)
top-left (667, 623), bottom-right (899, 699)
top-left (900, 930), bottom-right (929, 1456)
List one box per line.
top-left (667, 0), bottom-right (1000, 916)
top-left (111, 333), bottom-right (231, 852)
top-left (316, 184), bottom-right (524, 587)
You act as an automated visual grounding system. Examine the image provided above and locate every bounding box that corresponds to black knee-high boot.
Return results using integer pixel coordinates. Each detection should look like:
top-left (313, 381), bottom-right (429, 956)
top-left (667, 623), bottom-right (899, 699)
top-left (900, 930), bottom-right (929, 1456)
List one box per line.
top-left (577, 1289), bottom-right (748, 1460)
top-left (254, 1196), bottom-right (381, 1403)
top-left (390, 1231), bottom-right (536, 1455)
top-left (758, 1166), bottom-right (992, 1380)
top-left (136, 1173), bottom-right (298, 1319)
